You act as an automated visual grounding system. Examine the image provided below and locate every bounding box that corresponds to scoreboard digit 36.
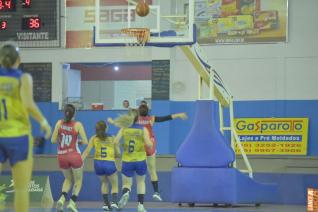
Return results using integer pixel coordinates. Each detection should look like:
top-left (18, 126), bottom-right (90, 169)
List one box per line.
top-left (0, 0), bottom-right (60, 47)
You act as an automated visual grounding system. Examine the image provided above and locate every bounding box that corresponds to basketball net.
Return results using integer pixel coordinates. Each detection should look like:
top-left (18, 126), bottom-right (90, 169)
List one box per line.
top-left (121, 28), bottom-right (150, 59)
top-left (122, 28), bottom-right (151, 44)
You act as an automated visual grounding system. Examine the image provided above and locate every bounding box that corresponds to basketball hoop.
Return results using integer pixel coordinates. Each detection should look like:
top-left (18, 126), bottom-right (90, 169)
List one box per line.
top-left (121, 28), bottom-right (150, 46)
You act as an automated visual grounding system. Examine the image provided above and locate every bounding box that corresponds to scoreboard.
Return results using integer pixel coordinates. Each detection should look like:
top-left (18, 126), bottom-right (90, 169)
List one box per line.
top-left (0, 0), bottom-right (60, 47)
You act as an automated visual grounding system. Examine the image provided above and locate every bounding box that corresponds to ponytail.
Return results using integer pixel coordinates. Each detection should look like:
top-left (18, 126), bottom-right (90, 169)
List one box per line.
top-left (0, 44), bottom-right (20, 68)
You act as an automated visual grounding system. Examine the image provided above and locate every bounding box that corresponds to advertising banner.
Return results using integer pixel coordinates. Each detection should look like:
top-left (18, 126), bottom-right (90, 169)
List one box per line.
top-left (234, 118), bottom-right (308, 155)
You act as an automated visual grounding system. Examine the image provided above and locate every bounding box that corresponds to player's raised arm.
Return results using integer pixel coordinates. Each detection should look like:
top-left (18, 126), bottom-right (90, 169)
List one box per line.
top-left (107, 117), bottom-right (115, 125)
top-left (114, 128), bottom-right (123, 156)
top-left (172, 112), bottom-right (188, 120)
top-left (154, 112), bottom-right (188, 123)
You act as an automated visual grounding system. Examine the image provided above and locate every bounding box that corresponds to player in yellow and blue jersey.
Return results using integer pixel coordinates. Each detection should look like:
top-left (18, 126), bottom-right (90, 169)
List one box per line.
top-left (82, 120), bottom-right (119, 211)
top-left (0, 44), bottom-right (51, 212)
top-left (113, 109), bottom-right (152, 212)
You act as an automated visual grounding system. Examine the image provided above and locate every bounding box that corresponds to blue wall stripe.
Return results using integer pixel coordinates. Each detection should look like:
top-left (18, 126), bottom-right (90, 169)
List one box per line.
top-left (32, 100), bottom-right (318, 156)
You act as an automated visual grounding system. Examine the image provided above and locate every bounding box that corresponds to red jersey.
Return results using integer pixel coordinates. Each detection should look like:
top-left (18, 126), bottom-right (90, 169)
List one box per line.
top-left (137, 116), bottom-right (155, 138)
top-left (57, 120), bottom-right (80, 155)
top-left (137, 116), bottom-right (157, 156)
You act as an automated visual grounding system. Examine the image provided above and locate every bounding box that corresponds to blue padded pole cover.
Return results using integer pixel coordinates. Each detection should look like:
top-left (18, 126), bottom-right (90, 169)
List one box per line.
top-left (176, 100), bottom-right (235, 167)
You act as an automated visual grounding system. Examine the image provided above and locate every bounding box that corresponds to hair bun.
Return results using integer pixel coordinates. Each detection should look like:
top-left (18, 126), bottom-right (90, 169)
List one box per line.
top-left (0, 44), bottom-right (20, 68)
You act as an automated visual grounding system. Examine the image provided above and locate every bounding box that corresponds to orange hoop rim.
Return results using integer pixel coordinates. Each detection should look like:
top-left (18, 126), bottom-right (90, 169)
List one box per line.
top-left (121, 28), bottom-right (150, 45)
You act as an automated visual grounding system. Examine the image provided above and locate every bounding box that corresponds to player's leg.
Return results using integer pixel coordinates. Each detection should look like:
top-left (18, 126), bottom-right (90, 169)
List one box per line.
top-left (136, 160), bottom-right (148, 212)
top-left (0, 142), bottom-right (8, 210)
top-left (56, 168), bottom-right (73, 211)
top-left (0, 162), bottom-right (3, 210)
top-left (136, 174), bottom-right (147, 212)
top-left (118, 162), bottom-right (133, 209)
top-left (108, 171), bottom-right (119, 209)
top-left (118, 174), bottom-right (132, 209)
top-left (67, 153), bottom-right (84, 212)
top-left (67, 167), bottom-right (82, 212)
top-left (56, 153), bottom-right (74, 211)
top-left (99, 175), bottom-right (112, 211)
top-left (147, 154), bottom-right (162, 201)
top-left (10, 135), bottom-right (33, 212)
top-left (11, 157), bottom-right (33, 212)
top-left (95, 160), bottom-right (112, 210)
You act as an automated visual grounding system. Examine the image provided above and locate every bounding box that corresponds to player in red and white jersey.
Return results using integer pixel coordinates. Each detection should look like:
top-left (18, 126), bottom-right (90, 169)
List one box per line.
top-left (136, 103), bottom-right (187, 201)
top-left (51, 104), bottom-right (88, 212)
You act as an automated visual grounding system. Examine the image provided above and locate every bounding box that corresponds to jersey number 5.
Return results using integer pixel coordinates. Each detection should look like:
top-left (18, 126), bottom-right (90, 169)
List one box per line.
top-left (101, 147), bottom-right (107, 158)
top-left (0, 99), bottom-right (8, 121)
top-left (61, 133), bottom-right (72, 148)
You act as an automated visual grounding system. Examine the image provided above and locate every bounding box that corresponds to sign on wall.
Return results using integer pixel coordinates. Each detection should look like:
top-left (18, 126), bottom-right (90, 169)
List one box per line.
top-left (194, 0), bottom-right (288, 44)
top-left (19, 63), bottom-right (52, 102)
top-left (152, 60), bottom-right (170, 100)
top-left (234, 118), bottom-right (308, 155)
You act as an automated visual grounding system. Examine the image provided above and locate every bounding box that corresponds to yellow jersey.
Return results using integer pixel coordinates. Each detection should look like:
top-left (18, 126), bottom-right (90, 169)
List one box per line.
top-left (122, 125), bottom-right (146, 162)
top-left (0, 68), bottom-right (30, 137)
top-left (93, 135), bottom-right (115, 161)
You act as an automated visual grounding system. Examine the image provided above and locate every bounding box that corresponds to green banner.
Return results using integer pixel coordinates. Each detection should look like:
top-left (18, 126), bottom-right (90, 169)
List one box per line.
top-left (0, 176), bottom-right (53, 208)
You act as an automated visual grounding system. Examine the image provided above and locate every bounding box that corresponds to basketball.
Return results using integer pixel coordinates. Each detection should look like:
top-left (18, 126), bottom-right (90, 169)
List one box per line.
top-left (136, 1), bottom-right (150, 17)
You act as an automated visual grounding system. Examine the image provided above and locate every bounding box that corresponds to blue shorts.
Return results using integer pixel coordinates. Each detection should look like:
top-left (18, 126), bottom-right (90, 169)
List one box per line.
top-left (94, 160), bottom-right (117, 176)
top-left (122, 160), bottom-right (147, 177)
top-left (0, 135), bottom-right (30, 166)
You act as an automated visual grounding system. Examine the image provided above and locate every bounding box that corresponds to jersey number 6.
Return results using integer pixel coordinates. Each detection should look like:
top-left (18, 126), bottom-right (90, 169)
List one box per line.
top-left (0, 99), bottom-right (8, 121)
top-left (128, 140), bottom-right (135, 153)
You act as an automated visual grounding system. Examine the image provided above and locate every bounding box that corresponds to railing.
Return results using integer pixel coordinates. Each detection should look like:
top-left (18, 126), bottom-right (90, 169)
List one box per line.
top-left (180, 43), bottom-right (254, 178)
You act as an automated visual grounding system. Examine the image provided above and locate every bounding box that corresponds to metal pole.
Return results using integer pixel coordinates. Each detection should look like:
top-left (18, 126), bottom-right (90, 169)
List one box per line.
top-left (229, 98), bottom-right (237, 168)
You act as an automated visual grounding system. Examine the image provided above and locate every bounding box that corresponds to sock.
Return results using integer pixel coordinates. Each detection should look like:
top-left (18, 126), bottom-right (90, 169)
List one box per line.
top-left (138, 194), bottom-right (144, 204)
top-left (61, 192), bottom-right (67, 199)
top-left (111, 193), bottom-right (118, 203)
top-left (70, 195), bottom-right (77, 202)
top-left (151, 181), bottom-right (159, 193)
top-left (122, 188), bottom-right (130, 195)
top-left (103, 194), bottom-right (109, 206)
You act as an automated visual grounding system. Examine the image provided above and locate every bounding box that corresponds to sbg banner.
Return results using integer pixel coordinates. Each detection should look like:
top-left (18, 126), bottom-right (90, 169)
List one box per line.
top-left (234, 118), bottom-right (308, 155)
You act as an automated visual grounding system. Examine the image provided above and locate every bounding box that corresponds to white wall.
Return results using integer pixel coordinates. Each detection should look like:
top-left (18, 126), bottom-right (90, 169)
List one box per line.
top-left (81, 81), bottom-right (114, 109)
top-left (66, 68), bottom-right (81, 98)
top-left (114, 81), bottom-right (152, 109)
top-left (81, 80), bottom-right (151, 109)
top-left (19, 47), bottom-right (169, 107)
top-left (19, 0), bottom-right (318, 104)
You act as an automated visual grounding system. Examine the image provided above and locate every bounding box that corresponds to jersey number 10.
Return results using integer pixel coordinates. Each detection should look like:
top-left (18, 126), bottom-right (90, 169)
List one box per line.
top-left (61, 133), bottom-right (72, 148)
